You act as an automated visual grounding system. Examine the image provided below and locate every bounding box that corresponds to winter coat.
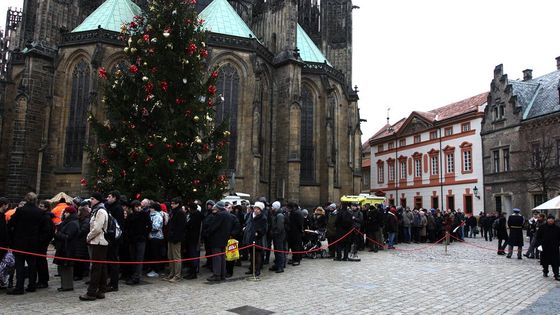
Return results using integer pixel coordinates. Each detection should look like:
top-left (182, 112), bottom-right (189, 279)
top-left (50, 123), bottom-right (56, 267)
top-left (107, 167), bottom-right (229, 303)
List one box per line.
top-left (365, 208), bottom-right (383, 233)
top-left (536, 222), bottom-right (560, 266)
top-left (402, 211), bottom-right (413, 227)
top-left (507, 214), bottom-right (524, 246)
top-left (148, 211), bottom-right (164, 240)
top-left (351, 209), bottom-right (363, 230)
top-left (126, 210), bottom-right (151, 243)
top-left (106, 201), bottom-right (125, 230)
top-left (185, 210), bottom-right (203, 247)
top-left (385, 212), bottom-right (398, 233)
top-left (167, 207), bottom-right (186, 243)
top-left (312, 214), bottom-right (327, 231)
top-left (39, 211), bottom-right (55, 249)
top-left (243, 213), bottom-right (267, 247)
top-left (419, 214), bottom-right (427, 237)
top-left (335, 209), bottom-right (354, 238)
top-left (205, 210), bottom-right (233, 249)
top-left (54, 213), bottom-right (80, 266)
top-left (8, 203), bottom-right (43, 252)
top-left (87, 204), bottom-right (108, 246)
top-left (326, 211), bottom-right (338, 239)
top-left (496, 216), bottom-right (508, 240)
top-left (271, 211), bottom-right (286, 247)
top-left (75, 216), bottom-right (90, 259)
top-left (287, 209), bottom-right (304, 242)
top-left (426, 214), bottom-right (436, 231)
top-left (0, 211), bottom-right (8, 256)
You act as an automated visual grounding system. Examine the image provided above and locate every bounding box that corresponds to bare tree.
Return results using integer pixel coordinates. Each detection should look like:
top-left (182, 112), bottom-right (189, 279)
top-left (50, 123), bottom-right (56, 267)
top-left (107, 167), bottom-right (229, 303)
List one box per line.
top-left (525, 127), bottom-right (560, 201)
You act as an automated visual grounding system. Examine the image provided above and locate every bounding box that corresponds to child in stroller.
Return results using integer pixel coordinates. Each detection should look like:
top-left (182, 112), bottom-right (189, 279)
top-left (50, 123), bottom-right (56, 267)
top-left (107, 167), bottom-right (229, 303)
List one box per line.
top-left (303, 229), bottom-right (328, 259)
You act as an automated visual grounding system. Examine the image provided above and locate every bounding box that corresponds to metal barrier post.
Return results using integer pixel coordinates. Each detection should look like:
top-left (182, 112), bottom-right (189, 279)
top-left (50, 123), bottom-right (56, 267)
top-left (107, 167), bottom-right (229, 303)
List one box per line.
top-left (247, 241), bottom-right (260, 281)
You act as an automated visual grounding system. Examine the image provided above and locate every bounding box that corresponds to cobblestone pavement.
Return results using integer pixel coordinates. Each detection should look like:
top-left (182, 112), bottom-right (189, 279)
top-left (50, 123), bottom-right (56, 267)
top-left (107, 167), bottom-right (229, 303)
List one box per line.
top-left (0, 237), bottom-right (557, 315)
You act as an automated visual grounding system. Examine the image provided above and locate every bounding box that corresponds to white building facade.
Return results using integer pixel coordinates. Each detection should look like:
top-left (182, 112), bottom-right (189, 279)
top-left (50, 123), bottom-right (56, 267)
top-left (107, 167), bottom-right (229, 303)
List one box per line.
top-left (368, 93), bottom-right (488, 214)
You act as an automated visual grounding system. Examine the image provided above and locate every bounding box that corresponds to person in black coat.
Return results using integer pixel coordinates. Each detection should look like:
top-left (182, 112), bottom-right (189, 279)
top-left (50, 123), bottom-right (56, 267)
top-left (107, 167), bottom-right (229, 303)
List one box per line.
top-left (125, 200), bottom-right (151, 284)
top-left (225, 206), bottom-right (241, 277)
top-left (105, 191), bottom-right (124, 290)
top-left (54, 206), bottom-right (80, 291)
top-left (536, 215), bottom-right (560, 280)
top-left (385, 207), bottom-right (399, 249)
top-left (334, 204), bottom-right (354, 260)
top-left (242, 202), bottom-right (267, 277)
top-left (166, 197), bottom-right (186, 281)
top-left (73, 204), bottom-right (90, 281)
top-left (506, 208), bottom-right (525, 259)
top-left (496, 212), bottom-right (508, 255)
top-left (205, 201), bottom-right (233, 281)
top-left (286, 202), bottom-right (304, 266)
top-left (7, 193), bottom-right (43, 295)
top-left (183, 203), bottom-right (203, 279)
top-left (36, 200), bottom-right (55, 289)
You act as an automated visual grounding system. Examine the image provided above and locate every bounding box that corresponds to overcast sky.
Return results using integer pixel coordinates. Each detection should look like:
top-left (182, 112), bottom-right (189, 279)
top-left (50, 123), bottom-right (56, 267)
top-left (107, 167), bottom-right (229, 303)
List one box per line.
top-left (2, 0), bottom-right (560, 144)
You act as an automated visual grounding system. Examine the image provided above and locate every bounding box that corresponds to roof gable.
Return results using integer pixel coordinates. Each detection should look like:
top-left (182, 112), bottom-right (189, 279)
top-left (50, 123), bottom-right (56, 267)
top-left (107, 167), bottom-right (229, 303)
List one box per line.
top-left (72, 0), bottom-right (142, 33)
top-left (514, 70), bottom-right (560, 119)
top-left (397, 113), bottom-right (434, 136)
top-left (297, 24), bottom-right (331, 65)
top-left (199, 0), bottom-right (257, 39)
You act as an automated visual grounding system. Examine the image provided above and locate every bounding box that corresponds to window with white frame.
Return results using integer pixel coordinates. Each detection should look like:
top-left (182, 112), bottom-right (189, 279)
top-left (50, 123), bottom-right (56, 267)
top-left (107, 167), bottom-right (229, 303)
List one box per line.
top-left (461, 122), bottom-right (471, 132)
top-left (444, 127), bottom-right (453, 136)
top-left (463, 150), bottom-right (472, 172)
top-left (377, 163), bottom-right (384, 183)
top-left (431, 156), bottom-right (439, 175)
top-left (414, 159), bottom-right (422, 177)
top-left (400, 160), bottom-right (407, 179)
top-left (388, 163), bottom-right (395, 181)
top-left (446, 153), bottom-right (454, 173)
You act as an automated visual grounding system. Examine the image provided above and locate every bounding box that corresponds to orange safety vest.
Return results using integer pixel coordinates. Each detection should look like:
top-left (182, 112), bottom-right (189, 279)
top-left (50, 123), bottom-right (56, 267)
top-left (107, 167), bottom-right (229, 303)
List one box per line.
top-left (51, 202), bottom-right (68, 225)
top-left (5, 208), bottom-right (15, 221)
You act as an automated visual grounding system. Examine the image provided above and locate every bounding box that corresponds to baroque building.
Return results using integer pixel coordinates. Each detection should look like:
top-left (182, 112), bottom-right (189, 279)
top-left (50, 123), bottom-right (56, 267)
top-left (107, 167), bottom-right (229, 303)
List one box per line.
top-left (0, 0), bottom-right (362, 206)
top-left (481, 59), bottom-right (560, 216)
top-left (367, 93), bottom-right (488, 213)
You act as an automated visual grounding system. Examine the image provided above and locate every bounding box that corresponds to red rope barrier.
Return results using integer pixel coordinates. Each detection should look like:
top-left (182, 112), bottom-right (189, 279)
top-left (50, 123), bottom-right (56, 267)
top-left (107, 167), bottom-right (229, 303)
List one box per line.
top-left (353, 230), bottom-right (447, 252)
top-left (253, 228), bottom-right (357, 254)
top-left (447, 234), bottom-right (507, 252)
top-left (0, 244), bottom-right (254, 264)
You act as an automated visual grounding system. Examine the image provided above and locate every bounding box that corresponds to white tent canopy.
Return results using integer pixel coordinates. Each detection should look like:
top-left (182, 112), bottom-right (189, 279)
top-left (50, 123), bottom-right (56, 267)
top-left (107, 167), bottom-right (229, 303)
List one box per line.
top-left (48, 192), bottom-right (74, 204)
top-left (533, 195), bottom-right (560, 210)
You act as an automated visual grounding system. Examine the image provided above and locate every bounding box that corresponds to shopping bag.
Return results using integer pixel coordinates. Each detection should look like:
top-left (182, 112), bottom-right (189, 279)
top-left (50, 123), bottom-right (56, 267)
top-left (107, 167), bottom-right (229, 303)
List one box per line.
top-left (225, 239), bottom-right (240, 261)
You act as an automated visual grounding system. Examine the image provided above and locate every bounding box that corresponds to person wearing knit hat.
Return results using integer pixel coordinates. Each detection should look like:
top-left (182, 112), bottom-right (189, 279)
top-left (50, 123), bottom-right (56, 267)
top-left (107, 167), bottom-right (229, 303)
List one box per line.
top-left (253, 201), bottom-right (265, 211)
top-left (272, 201), bottom-right (281, 210)
top-left (214, 201), bottom-right (226, 211)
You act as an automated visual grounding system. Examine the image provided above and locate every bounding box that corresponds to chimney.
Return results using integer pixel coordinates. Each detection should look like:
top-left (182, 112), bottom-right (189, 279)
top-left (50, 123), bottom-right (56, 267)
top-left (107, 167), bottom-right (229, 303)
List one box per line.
top-left (522, 69), bottom-right (532, 81)
top-left (556, 56), bottom-right (560, 70)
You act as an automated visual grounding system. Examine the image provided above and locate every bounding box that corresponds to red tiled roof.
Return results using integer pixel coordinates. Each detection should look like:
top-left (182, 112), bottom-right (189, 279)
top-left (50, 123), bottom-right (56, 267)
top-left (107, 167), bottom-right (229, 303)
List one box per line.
top-left (367, 92), bottom-right (488, 143)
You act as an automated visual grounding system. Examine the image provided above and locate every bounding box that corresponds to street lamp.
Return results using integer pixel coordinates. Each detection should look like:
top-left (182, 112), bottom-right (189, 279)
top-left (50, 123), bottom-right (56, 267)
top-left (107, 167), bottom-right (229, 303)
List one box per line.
top-left (473, 186), bottom-right (480, 199)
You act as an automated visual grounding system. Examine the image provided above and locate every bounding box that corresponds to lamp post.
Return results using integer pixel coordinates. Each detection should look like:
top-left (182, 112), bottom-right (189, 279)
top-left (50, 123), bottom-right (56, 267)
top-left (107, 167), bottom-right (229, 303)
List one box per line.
top-left (473, 186), bottom-right (480, 199)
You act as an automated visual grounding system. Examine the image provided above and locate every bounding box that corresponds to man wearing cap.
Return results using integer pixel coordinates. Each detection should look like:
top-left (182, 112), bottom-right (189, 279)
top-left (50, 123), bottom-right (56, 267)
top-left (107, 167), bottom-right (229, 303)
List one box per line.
top-left (79, 192), bottom-right (109, 301)
top-left (536, 215), bottom-right (560, 280)
top-left (205, 201), bottom-right (233, 281)
top-left (506, 208), bottom-right (525, 259)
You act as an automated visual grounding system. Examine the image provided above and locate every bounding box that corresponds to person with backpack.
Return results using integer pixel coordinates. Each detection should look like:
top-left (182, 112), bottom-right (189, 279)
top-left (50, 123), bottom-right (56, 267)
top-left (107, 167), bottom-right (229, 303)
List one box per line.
top-left (80, 192), bottom-right (109, 301)
top-left (105, 191), bottom-right (124, 292)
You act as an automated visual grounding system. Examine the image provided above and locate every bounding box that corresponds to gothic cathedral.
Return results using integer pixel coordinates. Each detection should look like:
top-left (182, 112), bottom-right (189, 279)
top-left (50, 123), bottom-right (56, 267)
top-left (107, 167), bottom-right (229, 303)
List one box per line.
top-left (0, 0), bottom-right (362, 206)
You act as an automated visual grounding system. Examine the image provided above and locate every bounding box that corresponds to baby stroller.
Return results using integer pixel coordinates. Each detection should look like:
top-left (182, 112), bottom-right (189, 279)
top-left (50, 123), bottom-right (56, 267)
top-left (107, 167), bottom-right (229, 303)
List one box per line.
top-left (303, 229), bottom-right (328, 259)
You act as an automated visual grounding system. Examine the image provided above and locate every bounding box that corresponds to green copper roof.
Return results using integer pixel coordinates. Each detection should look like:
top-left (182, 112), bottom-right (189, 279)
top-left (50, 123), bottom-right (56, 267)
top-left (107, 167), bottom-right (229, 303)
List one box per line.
top-left (72, 0), bottom-right (142, 33)
top-left (297, 24), bottom-right (330, 65)
top-left (199, 0), bottom-right (257, 39)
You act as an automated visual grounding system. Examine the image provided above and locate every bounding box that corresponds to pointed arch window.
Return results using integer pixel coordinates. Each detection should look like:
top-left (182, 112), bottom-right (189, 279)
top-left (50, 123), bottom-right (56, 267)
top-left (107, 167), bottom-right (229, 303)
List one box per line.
top-left (216, 63), bottom-right (240, 173)
top-left (64, 60), bottom-right (90, 168)
top-left (301, 86), bottom-right (314, 183)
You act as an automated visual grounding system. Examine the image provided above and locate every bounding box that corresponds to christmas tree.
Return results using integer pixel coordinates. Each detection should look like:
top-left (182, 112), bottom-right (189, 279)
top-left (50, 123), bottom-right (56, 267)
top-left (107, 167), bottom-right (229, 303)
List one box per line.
top-left (86, 0), bottom-right (230, 201)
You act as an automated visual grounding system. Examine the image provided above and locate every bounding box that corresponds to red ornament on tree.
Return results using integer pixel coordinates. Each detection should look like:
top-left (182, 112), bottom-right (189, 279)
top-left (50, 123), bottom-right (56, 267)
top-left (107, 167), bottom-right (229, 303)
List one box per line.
top-left (143, 34), bottom-right (150, 42)
top-left (147, 143), bottom-right (154, 149)
top-left (192, 179), bottom-right (200, 186)
top-left (176, 98), bottom-right (185, 105)
top-left (186, 43), bottom-right (197, 55)
top-left (211, 70), bottom-right (219, 78)
top-left (135, 193), bottom-right (142, 200)
top-left (168, 158), bottom-right (175, 165)
top-left (98, 67), bottom-right (107, 79)
top-left (101, 158), bottom-right (109, 165)
top-left (144, 156), bottom-right (153, 165)
top-left (145, 82), bottom-right (154, 94)
top-left (80, 178), bottom-right (88, 187)
top-left (120, 170), bottom-right (127, 177)
top-left (165, 144), bottom-right (173, 149)
top-left (129, 64), bottom-right (139, 74)
top-left (199, 49), bottom-right (208, 58)
top-left (207, 99), bottom-right (214, 107)
top-left (208, 85), bottom-right (217, 95)
top-left (160, 81), bottom-right (169, 92)
top-left (129, 150), bottom-right (139, 160)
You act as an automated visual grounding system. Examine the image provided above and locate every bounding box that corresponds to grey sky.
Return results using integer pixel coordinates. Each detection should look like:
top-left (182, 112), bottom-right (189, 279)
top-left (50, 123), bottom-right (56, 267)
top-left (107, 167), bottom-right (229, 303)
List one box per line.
top-left (2, 0), bottom-right (560, 144)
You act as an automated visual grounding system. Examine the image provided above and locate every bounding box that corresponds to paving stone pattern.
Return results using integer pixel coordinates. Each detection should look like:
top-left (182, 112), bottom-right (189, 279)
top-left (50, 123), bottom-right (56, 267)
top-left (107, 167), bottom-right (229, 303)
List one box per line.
top-left (0, 237), bottom-right (557, 314)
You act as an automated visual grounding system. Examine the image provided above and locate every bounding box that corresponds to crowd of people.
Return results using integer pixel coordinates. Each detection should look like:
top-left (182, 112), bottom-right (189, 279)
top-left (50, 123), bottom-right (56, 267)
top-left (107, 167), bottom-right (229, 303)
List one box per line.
top-left (0, 191), bottom-right (559, 302)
